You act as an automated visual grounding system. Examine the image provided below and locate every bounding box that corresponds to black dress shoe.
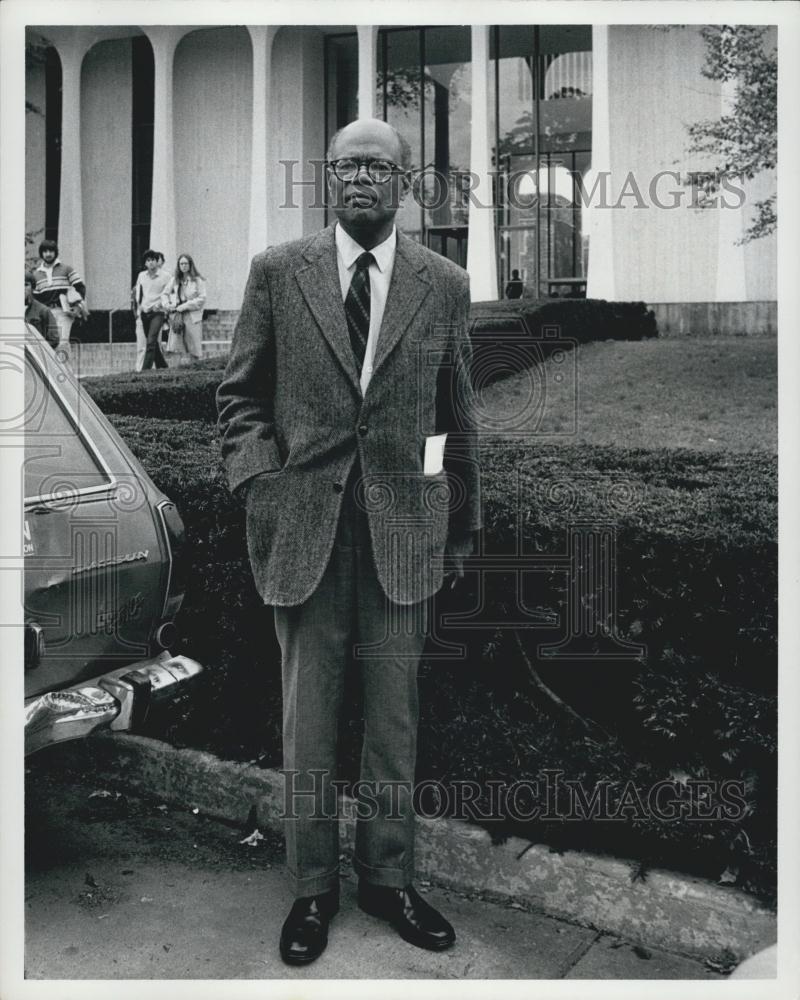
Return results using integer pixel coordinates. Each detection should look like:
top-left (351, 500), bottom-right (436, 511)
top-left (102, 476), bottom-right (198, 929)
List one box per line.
top-left (358, 882), bottom-right (456, 951)
top-left (279, 889), bottom-right (339, 965)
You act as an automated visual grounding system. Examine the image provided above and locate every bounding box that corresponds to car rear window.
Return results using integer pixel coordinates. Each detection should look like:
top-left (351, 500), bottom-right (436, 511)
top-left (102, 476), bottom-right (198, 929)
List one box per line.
top-left (24, 360), bottom-right (112, 502)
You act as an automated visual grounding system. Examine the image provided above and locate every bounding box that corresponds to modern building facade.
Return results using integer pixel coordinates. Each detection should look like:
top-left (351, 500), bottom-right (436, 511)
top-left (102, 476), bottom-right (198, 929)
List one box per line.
top-left (25, 23), bottom-right (777, 338)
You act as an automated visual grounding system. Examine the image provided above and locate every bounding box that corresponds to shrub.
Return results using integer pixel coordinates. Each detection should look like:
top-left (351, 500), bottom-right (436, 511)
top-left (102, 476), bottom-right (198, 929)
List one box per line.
top-left (110, 412), bottom-right (777, 898)
top-left (472, 296), bottom-right (658, 340)
top-left (470, 299), bottom-right (658, 386)
top-left (83, 369), bottom-right (222, 422)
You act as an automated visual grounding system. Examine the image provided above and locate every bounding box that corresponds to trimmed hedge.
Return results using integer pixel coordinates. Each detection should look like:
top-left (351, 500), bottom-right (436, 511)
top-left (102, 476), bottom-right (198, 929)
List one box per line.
top-left (469, 298), bottom-right (658, 386)
top-left (471, 297), bottom-right (658, 338)
top-left (109, 413), bottom-right (777, 899)
top-left (84, 369), bottom-right (222, 423)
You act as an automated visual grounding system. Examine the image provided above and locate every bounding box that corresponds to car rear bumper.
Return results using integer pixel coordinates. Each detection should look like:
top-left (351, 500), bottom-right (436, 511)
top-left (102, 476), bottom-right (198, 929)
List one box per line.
top-left (24, 652), bottom-right (203, 756)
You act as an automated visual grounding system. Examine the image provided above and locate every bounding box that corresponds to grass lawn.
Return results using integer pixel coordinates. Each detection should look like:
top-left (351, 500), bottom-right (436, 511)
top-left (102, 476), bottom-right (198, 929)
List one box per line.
top-left (476, 336), bottom-right (777, 453)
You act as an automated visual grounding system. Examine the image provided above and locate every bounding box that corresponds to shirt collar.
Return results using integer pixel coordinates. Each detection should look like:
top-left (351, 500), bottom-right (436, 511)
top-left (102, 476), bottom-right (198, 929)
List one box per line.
top-left (335, 223), bottom-right (396, 273)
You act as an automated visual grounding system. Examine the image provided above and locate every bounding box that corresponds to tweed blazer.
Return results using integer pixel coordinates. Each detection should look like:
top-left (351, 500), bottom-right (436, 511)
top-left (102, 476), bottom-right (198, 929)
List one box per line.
top-left (216, 225), bottom-right (481, 606)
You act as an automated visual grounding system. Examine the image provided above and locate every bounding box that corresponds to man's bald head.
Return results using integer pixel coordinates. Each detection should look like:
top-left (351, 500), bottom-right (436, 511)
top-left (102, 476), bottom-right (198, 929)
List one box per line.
top-left (327, 118), bottom-right (412, 171)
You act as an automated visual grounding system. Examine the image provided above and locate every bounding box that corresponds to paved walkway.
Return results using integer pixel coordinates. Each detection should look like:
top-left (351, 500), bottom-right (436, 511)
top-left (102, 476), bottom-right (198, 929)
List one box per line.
top-left (22, 760), bottom-right (722, 981)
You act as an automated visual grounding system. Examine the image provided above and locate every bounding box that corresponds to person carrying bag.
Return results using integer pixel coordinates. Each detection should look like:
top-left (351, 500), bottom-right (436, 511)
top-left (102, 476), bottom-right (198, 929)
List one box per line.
top-left (162, 253), bottom-right (207, 364)
top-left (166, 299), bottom-right (186, 352)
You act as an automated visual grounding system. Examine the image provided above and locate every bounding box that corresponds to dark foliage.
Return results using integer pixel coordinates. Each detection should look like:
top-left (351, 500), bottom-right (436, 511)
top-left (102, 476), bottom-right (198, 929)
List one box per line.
top-left (469, 299), bottom-right (658, 385)
top-left (471, 297), bottom-right (658, 338)
top-left (84, 369), bottom-right (223, 422)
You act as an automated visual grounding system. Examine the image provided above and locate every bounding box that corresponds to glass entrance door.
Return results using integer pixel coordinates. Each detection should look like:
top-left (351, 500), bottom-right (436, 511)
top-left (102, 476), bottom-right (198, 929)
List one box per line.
top-left (426, 225), bottom-right (468, 269)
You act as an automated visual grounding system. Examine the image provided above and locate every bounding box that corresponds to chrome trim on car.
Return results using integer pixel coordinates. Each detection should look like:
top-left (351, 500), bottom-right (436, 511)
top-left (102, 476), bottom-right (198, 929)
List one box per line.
top-left (155, 501), bottom-right (175, 620)
top-left (24, 652), bottom-right (203, 755)
top-left (155, 621), bottom-right (178, 650)
top-left (25, 686), bottom-right (121, 756)
top-left (70, 550), bottom-right (150, 576)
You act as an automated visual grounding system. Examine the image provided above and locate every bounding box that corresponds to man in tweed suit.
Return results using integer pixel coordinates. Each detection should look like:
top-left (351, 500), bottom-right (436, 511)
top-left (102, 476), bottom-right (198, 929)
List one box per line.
top-left (217, 118), bottom-right (480, 965)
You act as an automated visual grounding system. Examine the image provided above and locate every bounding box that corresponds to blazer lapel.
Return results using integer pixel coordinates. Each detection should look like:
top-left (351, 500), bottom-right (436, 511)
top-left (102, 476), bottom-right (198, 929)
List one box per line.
top-left (295, 226), bottom-right (362, 394)
top-left (371, 232), bottom-right (433, 379)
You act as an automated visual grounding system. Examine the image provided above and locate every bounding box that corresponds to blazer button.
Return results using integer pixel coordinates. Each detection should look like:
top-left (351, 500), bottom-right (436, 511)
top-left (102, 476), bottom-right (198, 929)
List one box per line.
top-left (358, 424), bottom-right (368, 436)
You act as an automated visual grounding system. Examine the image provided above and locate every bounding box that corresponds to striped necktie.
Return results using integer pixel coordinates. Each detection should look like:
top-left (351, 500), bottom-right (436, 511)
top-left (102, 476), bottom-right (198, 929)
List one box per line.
top-left (344, 251), bottom-right (374, 369)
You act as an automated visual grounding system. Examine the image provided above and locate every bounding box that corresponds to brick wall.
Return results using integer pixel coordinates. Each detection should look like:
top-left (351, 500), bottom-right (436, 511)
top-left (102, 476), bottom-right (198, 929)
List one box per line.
top-left (201, 310), bottom-right (239, 343)
top-left (649, 301), bottom-right (777, 337)
top-left (69, 343), bottom-right (139, 378)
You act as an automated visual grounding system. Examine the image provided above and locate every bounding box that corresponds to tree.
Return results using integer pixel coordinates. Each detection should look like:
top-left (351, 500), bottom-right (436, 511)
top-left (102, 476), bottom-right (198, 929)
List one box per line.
top-left (687, 25), bottom-right (777, 243)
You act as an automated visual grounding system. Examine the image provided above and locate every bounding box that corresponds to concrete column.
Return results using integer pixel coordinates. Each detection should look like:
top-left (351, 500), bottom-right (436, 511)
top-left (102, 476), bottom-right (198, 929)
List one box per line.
top-left (715, 72), bottom-right (747, 301)
top-left (357, 26), bottom-right (378, 120)
top-left (585, 25), bottom-right (615, 300)
top-left (51, 31), bottom-right (93, 280)
top-left (143, 27), bottom-right (189, 270)
top-left (466, 25), bottom-right (498, 302)
top-left (247, 26), bottom-right (278, 259)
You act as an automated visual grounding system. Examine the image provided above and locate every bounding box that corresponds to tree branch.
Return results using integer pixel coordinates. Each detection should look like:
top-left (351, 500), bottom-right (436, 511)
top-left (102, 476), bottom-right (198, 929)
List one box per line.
top-left (512, 628), bottom-right (606, 735)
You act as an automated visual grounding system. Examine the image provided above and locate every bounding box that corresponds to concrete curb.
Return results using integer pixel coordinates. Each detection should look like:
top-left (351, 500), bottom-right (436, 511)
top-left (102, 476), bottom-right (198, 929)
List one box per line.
top-left (69, 733), bottom-right (775, 963)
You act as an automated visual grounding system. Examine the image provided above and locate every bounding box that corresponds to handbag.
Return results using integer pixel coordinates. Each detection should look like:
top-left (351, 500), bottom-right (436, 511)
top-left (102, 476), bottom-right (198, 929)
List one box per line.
top-left (166, 279), bottom-right (188, 349)
top-left (170, 310), bottom-right (186, 336)
top-left (166, 308), bottom-right (186, 354)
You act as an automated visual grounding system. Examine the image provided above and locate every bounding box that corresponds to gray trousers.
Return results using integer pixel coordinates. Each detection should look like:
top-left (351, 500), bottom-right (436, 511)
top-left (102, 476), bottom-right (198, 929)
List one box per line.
top-left (273, 466), bottom-right (428, 898)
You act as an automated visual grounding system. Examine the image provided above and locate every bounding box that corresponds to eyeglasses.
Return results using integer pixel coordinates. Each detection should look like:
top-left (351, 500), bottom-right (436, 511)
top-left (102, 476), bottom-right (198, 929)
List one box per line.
top-left (327, 158), bottom-right (405, 184)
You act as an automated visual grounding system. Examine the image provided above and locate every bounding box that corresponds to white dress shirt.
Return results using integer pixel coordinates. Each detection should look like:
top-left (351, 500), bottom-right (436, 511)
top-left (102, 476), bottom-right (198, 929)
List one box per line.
top-left (334, 222), bottom-right (397, 395)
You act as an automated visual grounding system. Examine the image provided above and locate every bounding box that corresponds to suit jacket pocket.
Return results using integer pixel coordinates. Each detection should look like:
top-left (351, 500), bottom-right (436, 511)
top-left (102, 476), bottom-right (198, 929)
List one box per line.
top-left (244, 467), bottom-right (284, 504)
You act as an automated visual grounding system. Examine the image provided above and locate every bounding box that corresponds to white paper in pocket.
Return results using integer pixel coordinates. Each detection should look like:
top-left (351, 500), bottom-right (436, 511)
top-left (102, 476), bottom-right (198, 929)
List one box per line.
top-left (423, 433), bottom-right (447, 475)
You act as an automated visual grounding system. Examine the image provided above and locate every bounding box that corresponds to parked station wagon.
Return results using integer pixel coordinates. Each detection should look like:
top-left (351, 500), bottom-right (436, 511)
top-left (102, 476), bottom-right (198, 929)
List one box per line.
top-left (23, 327), bottom-right (202, 754)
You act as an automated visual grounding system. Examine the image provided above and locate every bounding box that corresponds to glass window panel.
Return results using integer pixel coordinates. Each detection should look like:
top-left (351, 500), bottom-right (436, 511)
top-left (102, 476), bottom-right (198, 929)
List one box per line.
top-left (574, 149), bottom-right (591, 279)
top-left (494, 26), bottom-right (536, 164)
top-left (498, 227), bottom-right (537, 296)
top-left (494, 26), bottom-right (592, 296)
top-left (537, 27), bottom-right (592, 153)
top-left (326, 34), bottom-right (358, 138)
top-left (538, 25), bottom-right (592, 55)
top-left (24, 362), bottom-right (111, 500)
top-left (422, 27), bottom-right (471, 229)
top-left (383, 29), bottom-right (423, 239)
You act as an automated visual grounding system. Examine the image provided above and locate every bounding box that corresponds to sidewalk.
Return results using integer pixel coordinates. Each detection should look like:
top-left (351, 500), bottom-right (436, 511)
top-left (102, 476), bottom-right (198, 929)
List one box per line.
top-left (24, 757), bottom-right (721, 981)
top-left (57, 733), bottom-right (774, 966)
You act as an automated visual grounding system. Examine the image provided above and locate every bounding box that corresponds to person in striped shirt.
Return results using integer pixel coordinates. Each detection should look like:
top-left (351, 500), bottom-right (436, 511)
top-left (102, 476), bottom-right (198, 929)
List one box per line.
top-left (32, 239), bottom-right (86, 360)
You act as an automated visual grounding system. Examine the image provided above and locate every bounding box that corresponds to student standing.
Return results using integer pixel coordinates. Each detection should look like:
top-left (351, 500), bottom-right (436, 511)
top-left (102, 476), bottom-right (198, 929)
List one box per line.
top-left (32, 239), bottom-right (86, 362)
top-left (163, 253), bottom-right (207, 364)
top-left (134, 249), bottom-right (171, 370)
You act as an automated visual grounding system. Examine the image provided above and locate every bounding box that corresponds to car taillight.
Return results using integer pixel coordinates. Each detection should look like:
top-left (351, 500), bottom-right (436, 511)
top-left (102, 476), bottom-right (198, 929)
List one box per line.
top-left (156, 501), bottom-right (187, 623)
